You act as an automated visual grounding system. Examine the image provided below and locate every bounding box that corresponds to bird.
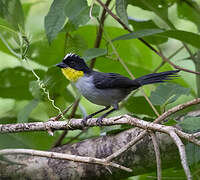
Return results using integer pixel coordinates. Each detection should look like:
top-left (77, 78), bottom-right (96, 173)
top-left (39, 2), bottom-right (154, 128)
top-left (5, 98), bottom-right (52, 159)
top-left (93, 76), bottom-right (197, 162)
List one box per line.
top-left (56, 53), bottom-right (179, 125)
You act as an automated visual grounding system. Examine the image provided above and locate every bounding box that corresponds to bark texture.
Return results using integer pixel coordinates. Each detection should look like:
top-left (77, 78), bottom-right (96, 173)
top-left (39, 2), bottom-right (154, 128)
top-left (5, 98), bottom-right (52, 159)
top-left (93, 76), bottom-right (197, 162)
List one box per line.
top-left (0, 127), bottom-right (180, 180)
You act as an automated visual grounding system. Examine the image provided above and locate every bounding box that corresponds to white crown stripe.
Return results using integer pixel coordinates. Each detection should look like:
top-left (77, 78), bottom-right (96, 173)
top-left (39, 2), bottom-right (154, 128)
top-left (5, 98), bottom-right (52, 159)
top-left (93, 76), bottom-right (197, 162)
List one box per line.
top-left (64, 53), bottom-right (79, 59)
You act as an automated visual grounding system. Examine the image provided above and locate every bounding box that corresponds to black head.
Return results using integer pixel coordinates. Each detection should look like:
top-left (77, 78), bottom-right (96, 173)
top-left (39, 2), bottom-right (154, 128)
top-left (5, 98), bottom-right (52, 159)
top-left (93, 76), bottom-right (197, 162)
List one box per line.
top-left (56, 53), bottom-right (91, 73)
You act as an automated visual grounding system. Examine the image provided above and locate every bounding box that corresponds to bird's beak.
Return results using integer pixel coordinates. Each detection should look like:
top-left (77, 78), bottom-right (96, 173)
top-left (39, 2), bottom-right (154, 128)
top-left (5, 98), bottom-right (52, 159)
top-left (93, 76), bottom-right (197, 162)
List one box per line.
top-left (56, 62), bottom-right (67, 68)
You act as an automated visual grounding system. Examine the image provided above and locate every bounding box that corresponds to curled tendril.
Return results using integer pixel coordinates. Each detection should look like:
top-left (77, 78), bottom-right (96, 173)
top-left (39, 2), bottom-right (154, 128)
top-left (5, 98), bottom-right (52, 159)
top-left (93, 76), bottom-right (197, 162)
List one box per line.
top-left (21, 33), bottom-right (65, 120)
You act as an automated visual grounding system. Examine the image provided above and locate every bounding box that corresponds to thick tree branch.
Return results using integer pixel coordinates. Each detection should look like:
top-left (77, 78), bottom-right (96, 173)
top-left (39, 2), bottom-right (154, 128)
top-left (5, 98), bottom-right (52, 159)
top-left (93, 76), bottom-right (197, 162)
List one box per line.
top-left (0, 128), bottom-right (180, 180)
top-left (1, 98), bottom-right (199, 134)
top-left (0, 148), bottom-right (132, 172)
top-left (1, 99), bottom-right (200, 179)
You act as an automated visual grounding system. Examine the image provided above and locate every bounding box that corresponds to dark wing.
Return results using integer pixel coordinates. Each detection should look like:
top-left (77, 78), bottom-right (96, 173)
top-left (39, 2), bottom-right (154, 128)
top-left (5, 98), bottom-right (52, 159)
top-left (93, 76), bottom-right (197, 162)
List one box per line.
top-left (93, 71), bottom-right (140, 89)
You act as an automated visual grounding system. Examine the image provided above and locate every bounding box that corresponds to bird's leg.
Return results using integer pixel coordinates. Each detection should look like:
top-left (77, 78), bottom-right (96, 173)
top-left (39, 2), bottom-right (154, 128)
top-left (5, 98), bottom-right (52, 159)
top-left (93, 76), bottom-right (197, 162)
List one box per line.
top-left (82, 106), bottom-right (110, 125)
top-left (96, 103), bottom-right (119, 126)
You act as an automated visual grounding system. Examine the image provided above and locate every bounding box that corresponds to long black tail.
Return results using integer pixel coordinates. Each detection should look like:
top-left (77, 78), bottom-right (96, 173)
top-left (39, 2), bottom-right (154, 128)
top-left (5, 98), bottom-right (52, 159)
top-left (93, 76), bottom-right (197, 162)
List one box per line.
top-left (135, 70), bottom-right (180, 86)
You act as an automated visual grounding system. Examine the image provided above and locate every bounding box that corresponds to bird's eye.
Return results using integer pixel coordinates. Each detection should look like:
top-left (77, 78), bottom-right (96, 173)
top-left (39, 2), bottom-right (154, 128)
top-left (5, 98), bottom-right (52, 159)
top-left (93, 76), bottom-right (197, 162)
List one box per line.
top-left (70, 61), bottom-right (75, 66)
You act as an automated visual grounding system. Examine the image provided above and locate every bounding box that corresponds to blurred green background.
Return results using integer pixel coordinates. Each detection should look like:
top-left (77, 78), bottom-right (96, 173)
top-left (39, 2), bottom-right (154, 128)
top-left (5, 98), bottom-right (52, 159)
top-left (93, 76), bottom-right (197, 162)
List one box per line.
top-left (1, 0), bottom-right (200, 179)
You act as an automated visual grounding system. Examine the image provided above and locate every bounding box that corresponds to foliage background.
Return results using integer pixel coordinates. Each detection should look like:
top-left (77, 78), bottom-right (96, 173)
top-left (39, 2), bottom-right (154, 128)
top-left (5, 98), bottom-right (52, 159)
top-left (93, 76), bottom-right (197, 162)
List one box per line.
top-left (1, 0), bottom-right (200, 179)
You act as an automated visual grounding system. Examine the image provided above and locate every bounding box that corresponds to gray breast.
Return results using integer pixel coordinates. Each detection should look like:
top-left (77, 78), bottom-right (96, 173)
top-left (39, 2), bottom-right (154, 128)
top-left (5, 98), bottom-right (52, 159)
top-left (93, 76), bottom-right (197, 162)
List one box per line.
top-left (75, 75), bottom-right (131, 107)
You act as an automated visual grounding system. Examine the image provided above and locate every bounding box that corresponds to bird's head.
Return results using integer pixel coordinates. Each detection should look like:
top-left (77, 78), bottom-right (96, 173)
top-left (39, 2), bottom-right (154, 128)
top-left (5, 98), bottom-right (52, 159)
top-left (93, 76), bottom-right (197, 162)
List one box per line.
top-left (56, 53), bottom-right (90, 82)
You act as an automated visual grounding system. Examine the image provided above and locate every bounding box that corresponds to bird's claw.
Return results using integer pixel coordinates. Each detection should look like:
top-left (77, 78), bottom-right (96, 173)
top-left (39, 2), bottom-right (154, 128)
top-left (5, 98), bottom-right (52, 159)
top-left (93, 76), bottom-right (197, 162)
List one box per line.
top-left (96, 117), bottom-right (103, 126)
top-left (81, 117), bottom-right (88, 126)
top-left (81, 115), bottom-right (92, 126)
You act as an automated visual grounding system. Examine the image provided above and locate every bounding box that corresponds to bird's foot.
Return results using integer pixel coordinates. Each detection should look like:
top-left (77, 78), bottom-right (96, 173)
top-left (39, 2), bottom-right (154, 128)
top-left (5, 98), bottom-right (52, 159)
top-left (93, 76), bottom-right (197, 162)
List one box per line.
top-left (81, 115), bottom-right (92, 126)
top-left (81, 117), bottom-right (88, 126)
top-left (96, 117), bottom-right (103, 126)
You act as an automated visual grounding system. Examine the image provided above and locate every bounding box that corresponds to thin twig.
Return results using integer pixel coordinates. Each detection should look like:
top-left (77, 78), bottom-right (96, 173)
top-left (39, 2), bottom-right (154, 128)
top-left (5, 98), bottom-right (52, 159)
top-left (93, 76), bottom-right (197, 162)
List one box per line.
top-left (169, 131), bottom-right (192, 180)
top-left (155, 98), bottom-right (200, 124)
top-left (1, 116), bottom-right (200, 147)
top-left (53, 103), bottom-right (74, 121)
top-left (52, 98), bottom-right (81, 147)
top-left (150, 132), bottom-right (162, 180)
top-left (0, 148), bottom-right (132, 172)
top-left (158, 48), bottom-right (200, 75)
top-left (90, 0), bottom-right (112, 69)
top-left (153, 46), bottom-right (184, 73)
top-left (106, 130), bottom-right (148, 161)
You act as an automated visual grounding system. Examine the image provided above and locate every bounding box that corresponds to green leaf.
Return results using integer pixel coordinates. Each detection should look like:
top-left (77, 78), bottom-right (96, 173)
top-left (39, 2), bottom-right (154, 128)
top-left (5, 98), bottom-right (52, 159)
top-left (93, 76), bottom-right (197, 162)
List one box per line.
top-left (0, 67), bottom-right (45, 100)
top-left (0, 131), bottom-right (60, 150)
top-left (82, 48), bottom-right (107, 61)
top-left (22, 2), bottom-right (35, 22)
top-left (64, 0), bottom-right (87, 20)
top-left (65, 33), bottom-right (88, 56)
top-left (91, 4), bottom-right (100, 17)
top-left (129, 18), bottom-right (168, 44)
top-left (158, 30), bottom-right (200, 48)
top-left (163, 119), bottom-right (177, 126)
top-left (150, 83), bottom-right (190, 106)
top-left (0, 99), bottom-right (15, 117)
top-left (179, 117), bottom-right (200, 132)
top-left (128, 0), bottom-right (175, 28)
top-left (29, 81), bottom-right (44, 100)
top-left (186, 143), bottom-right (200, 165)
top-left (42, 66), bottom-right (67, 90)
top-left (0, 0), bottom-right (24, 30)
top-left (125, 96), bottom-right (160, 117)
top-left (113, 29), bottom-right (200, 49)
top-left (112, 28), bottom-right (165, 41)
top-left (64, 0), bottom-right (90, 27)
top-left (42, 66), bottom-right (74, 102)
top-left (0, 134), bottom-right (30, 149)
top-left (177, 0), bottom-right (200, 31)
top-left (44, 0), bottom-right (67, 43)
top-left (27, 32), bottom-right (66, 66)
top-left (116, 0), bottom-right (129, 26)
top-left (17, 99), bottom-right (39, 123)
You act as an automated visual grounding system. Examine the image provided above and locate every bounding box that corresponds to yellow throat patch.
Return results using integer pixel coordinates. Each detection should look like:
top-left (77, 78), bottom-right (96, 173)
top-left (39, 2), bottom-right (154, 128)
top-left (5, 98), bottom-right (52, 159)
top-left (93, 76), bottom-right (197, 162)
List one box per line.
top-left (61, 67), bottom-right (84, 82)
